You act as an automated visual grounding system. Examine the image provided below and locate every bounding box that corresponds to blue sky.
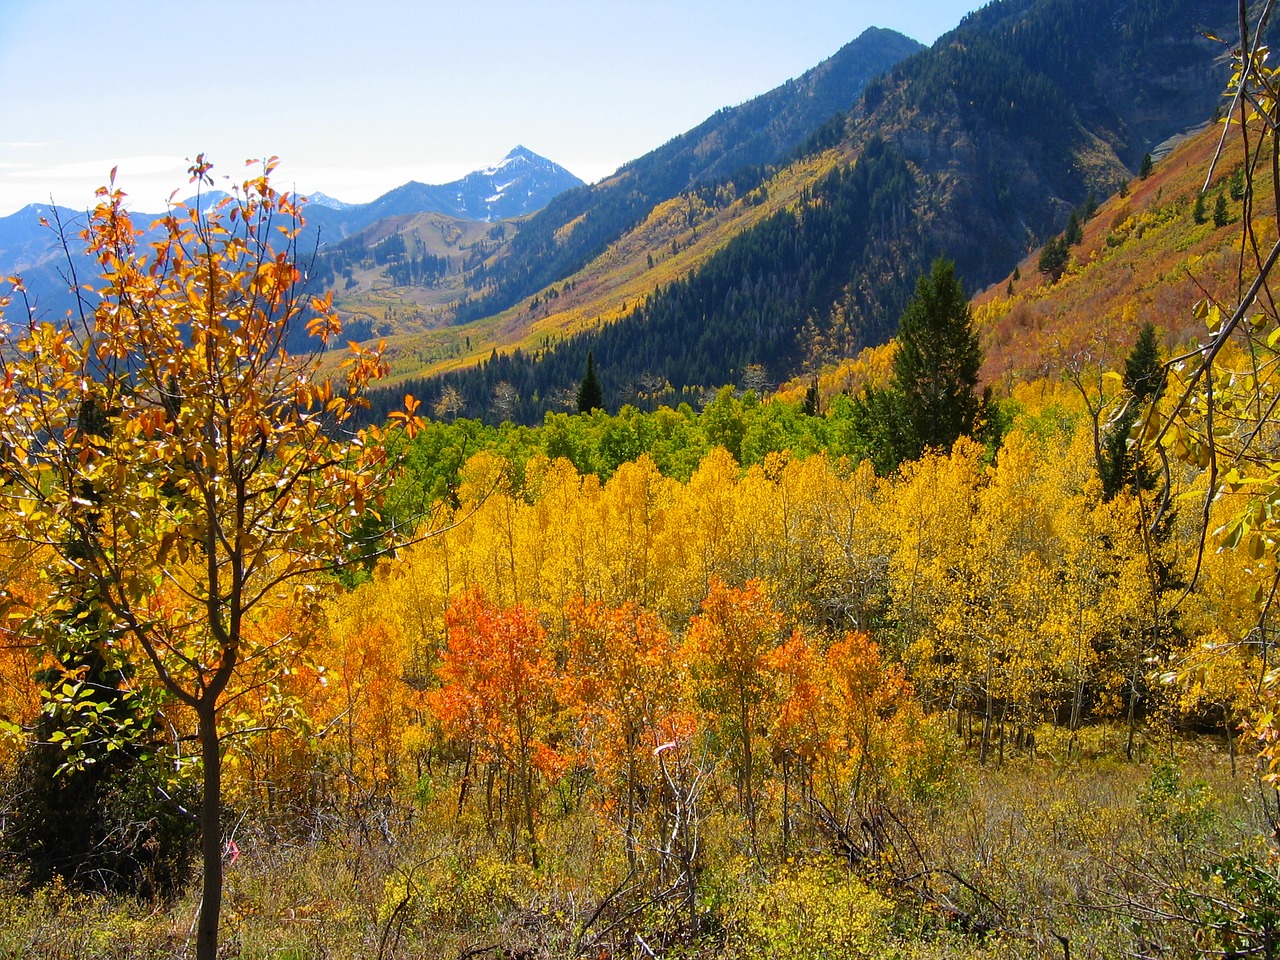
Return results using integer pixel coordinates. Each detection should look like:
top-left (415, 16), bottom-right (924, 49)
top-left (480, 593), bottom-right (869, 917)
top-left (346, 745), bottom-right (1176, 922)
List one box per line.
top-left (0, 0), bottom-right (979, 215)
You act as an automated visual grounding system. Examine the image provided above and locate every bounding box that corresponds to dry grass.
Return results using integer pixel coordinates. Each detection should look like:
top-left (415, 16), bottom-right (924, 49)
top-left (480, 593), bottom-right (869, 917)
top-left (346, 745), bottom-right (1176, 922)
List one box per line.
top-left (0, 729), bottom-right (1273, 960)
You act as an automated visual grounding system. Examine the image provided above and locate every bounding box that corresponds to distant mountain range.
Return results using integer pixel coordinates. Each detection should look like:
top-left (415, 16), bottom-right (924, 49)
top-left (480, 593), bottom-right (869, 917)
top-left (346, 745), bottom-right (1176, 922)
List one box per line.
top-left (0, 146), bottom-right (582, 319)
top-left (300, 146), bottom-right (583, 242)
top-left (1, 2), bottom-right (1257, 431)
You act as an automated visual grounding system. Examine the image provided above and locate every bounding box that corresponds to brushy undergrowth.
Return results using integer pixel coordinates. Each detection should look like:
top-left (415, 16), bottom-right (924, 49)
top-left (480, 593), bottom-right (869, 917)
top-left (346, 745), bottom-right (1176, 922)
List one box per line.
top-left (1, 731), bottom-right (1275, 960)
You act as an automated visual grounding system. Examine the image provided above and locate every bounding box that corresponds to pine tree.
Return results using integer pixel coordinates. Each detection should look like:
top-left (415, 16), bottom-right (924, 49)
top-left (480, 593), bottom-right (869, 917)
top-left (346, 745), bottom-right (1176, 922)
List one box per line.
top-left (802, 381), bottom-right (819, 417)
top-left (1125, 322), bottom-right (1164, 405)
top-left (883, 258), bottom-right (983, 466)
top-left (577, 351), bottom-right (604, 414)
top-left (1065, 209), bottom-right (1083, 245)
top-left (1038, 235), bottom-right (1069, 282)
top-left (1100, 323), bottom-right (1164, 500)
top-left (1229, 167), bottom-right (1245, 201)
top-left (1193, 192), bottom-right (1207, 225)
top-left (1213, 192), bottom-right (1230, 228)
top-left (1139, 152), bottom-right (1154, 179)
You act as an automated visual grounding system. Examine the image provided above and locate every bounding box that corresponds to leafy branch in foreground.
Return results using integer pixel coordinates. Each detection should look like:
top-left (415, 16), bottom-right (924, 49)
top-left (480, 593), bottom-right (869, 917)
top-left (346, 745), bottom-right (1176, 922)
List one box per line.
top-left (1142, 1), bottom-right (1280, 772)
top-left (0, 155), bottom-right (421, 960)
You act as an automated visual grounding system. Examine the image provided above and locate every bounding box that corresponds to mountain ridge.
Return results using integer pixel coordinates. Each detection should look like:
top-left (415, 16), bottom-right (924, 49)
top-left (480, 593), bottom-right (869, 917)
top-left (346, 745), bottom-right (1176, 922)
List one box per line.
top-left (0, 147), bottom-right (583, 321)
top-left (450, 26), bottom-right (925, 324)
top-left (354, 0), bottom-right (1251, 425)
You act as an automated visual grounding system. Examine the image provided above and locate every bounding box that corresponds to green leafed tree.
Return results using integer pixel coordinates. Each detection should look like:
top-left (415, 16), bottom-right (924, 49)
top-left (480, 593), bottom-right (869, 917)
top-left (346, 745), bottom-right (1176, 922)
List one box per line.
top-left (1065, 209), bottom-right (1083, 245)
top-left (1214, 192), bottom-right (1230, 228)
top-left (851, 258), bottom-right (983, 473)
top-left (1039, 235), bottom-right (1070, 282)
top-left (890, 258), bottom-right (984, 461)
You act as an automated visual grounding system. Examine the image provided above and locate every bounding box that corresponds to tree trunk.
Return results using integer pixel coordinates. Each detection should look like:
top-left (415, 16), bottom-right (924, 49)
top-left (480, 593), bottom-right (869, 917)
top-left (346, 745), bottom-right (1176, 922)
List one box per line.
top-left (740, 697), bottom-right (757, 857)
top-left (1126, 660), bottom-right (1141, 760)
top-left (196, 702), bottom-right (223, 960)
top-left (626, 750), bottom-right (638, 873)
top-left (781, 756), bottom-right (791, 860)
top-left (1226, 707), bottom-right (1238, 777)
top-left (980, 654), bottom-right (994, 765)
top-left (523, 761), bottom-right (540, 870)
top-left (996, 705), bottom-right (1005, 767)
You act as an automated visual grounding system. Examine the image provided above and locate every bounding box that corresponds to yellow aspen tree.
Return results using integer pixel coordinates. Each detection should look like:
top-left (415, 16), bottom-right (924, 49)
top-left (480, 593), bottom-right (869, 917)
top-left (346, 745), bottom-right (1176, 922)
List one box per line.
top-left (598, 454), bottom-right (678, 611)
top-left (889, 439), bottom-right (985, 730)
top-left (659, 448), bottom-right (744, 615)
top-left (734, 452), bottom-right (831, 624)
top-left (811, 457), bottom-right (891, 633)
top-left (529, 456), bottom-right (606, 621)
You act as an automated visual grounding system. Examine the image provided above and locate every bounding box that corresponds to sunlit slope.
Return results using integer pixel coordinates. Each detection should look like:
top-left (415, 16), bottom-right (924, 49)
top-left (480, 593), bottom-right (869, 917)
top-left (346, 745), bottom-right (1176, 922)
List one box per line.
top-left (371, 148), bottom-right (854, 384)
top-left (317, 212), bottom-right (519, 348)
top-left (972, 122), bottom-right (1261, 384)
top-left (350, 0), bottom-right (1245, 422)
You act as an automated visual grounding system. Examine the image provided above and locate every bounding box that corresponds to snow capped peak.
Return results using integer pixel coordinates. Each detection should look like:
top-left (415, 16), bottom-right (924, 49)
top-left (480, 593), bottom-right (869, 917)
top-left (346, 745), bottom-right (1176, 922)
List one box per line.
top-left (476, 146), bottom-right (550, 178)
top-left (450, 147), bottom-right (582, 220)
top-left (304, 191), bottom-right (354, 211)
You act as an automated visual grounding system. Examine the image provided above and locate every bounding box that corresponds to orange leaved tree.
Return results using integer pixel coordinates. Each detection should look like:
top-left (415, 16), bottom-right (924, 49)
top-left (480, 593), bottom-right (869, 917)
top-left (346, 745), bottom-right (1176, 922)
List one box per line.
top-left (429, 588), bottom-right (562, 867)
top-left (685, 577), bottom-right (784, 854)
top-left (0, 157), bottom-right (416, 960)
top-left (563, 596), bottom-right (685, 869)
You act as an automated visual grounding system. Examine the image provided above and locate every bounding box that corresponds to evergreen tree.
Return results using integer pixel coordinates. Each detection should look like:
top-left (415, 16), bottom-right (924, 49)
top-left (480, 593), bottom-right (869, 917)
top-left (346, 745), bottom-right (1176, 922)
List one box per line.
top-left (1065, 209), bottom-right (1083, 245)
top-left (1124, 321), bottom-right (1164, 405)
top-left (1213, 192), bottom-right (1230, 228)
top-left (576, 351), bottom-right (604, 414)
top-left (1100, 323), bottom-right (1164, 500)
top-left (1229, 166), bottom-right (1245, 201)
top-left (893, 259), bottom-right (982, 459)
top-left (1038, 235), bottom-right (1069, 282)
top-left (849, 385), bottom-right (909, 476)
top-left (1139, 152), bottom-right (1154, 179)
top-left (802, 381), bottom-right (819, 417)
top-left (855, 258), bottom-right (982, 472)
top-left (1193, 192), bottom-right (1207, 225)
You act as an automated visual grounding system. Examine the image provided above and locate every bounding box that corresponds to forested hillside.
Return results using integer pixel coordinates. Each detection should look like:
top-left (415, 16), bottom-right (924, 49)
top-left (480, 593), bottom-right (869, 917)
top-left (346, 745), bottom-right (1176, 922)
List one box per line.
top-left (450, 27), bottom-right (922, 324)
top-left (366, 139), bottom-right (921, 424)
top-left (358, 0), bottom-right (1242, 422)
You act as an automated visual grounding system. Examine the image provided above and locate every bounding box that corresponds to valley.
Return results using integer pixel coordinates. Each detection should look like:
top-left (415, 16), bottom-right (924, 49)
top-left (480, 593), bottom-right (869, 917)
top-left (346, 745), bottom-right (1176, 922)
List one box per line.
top-left (2, 1), bottom-right (1280, 959)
